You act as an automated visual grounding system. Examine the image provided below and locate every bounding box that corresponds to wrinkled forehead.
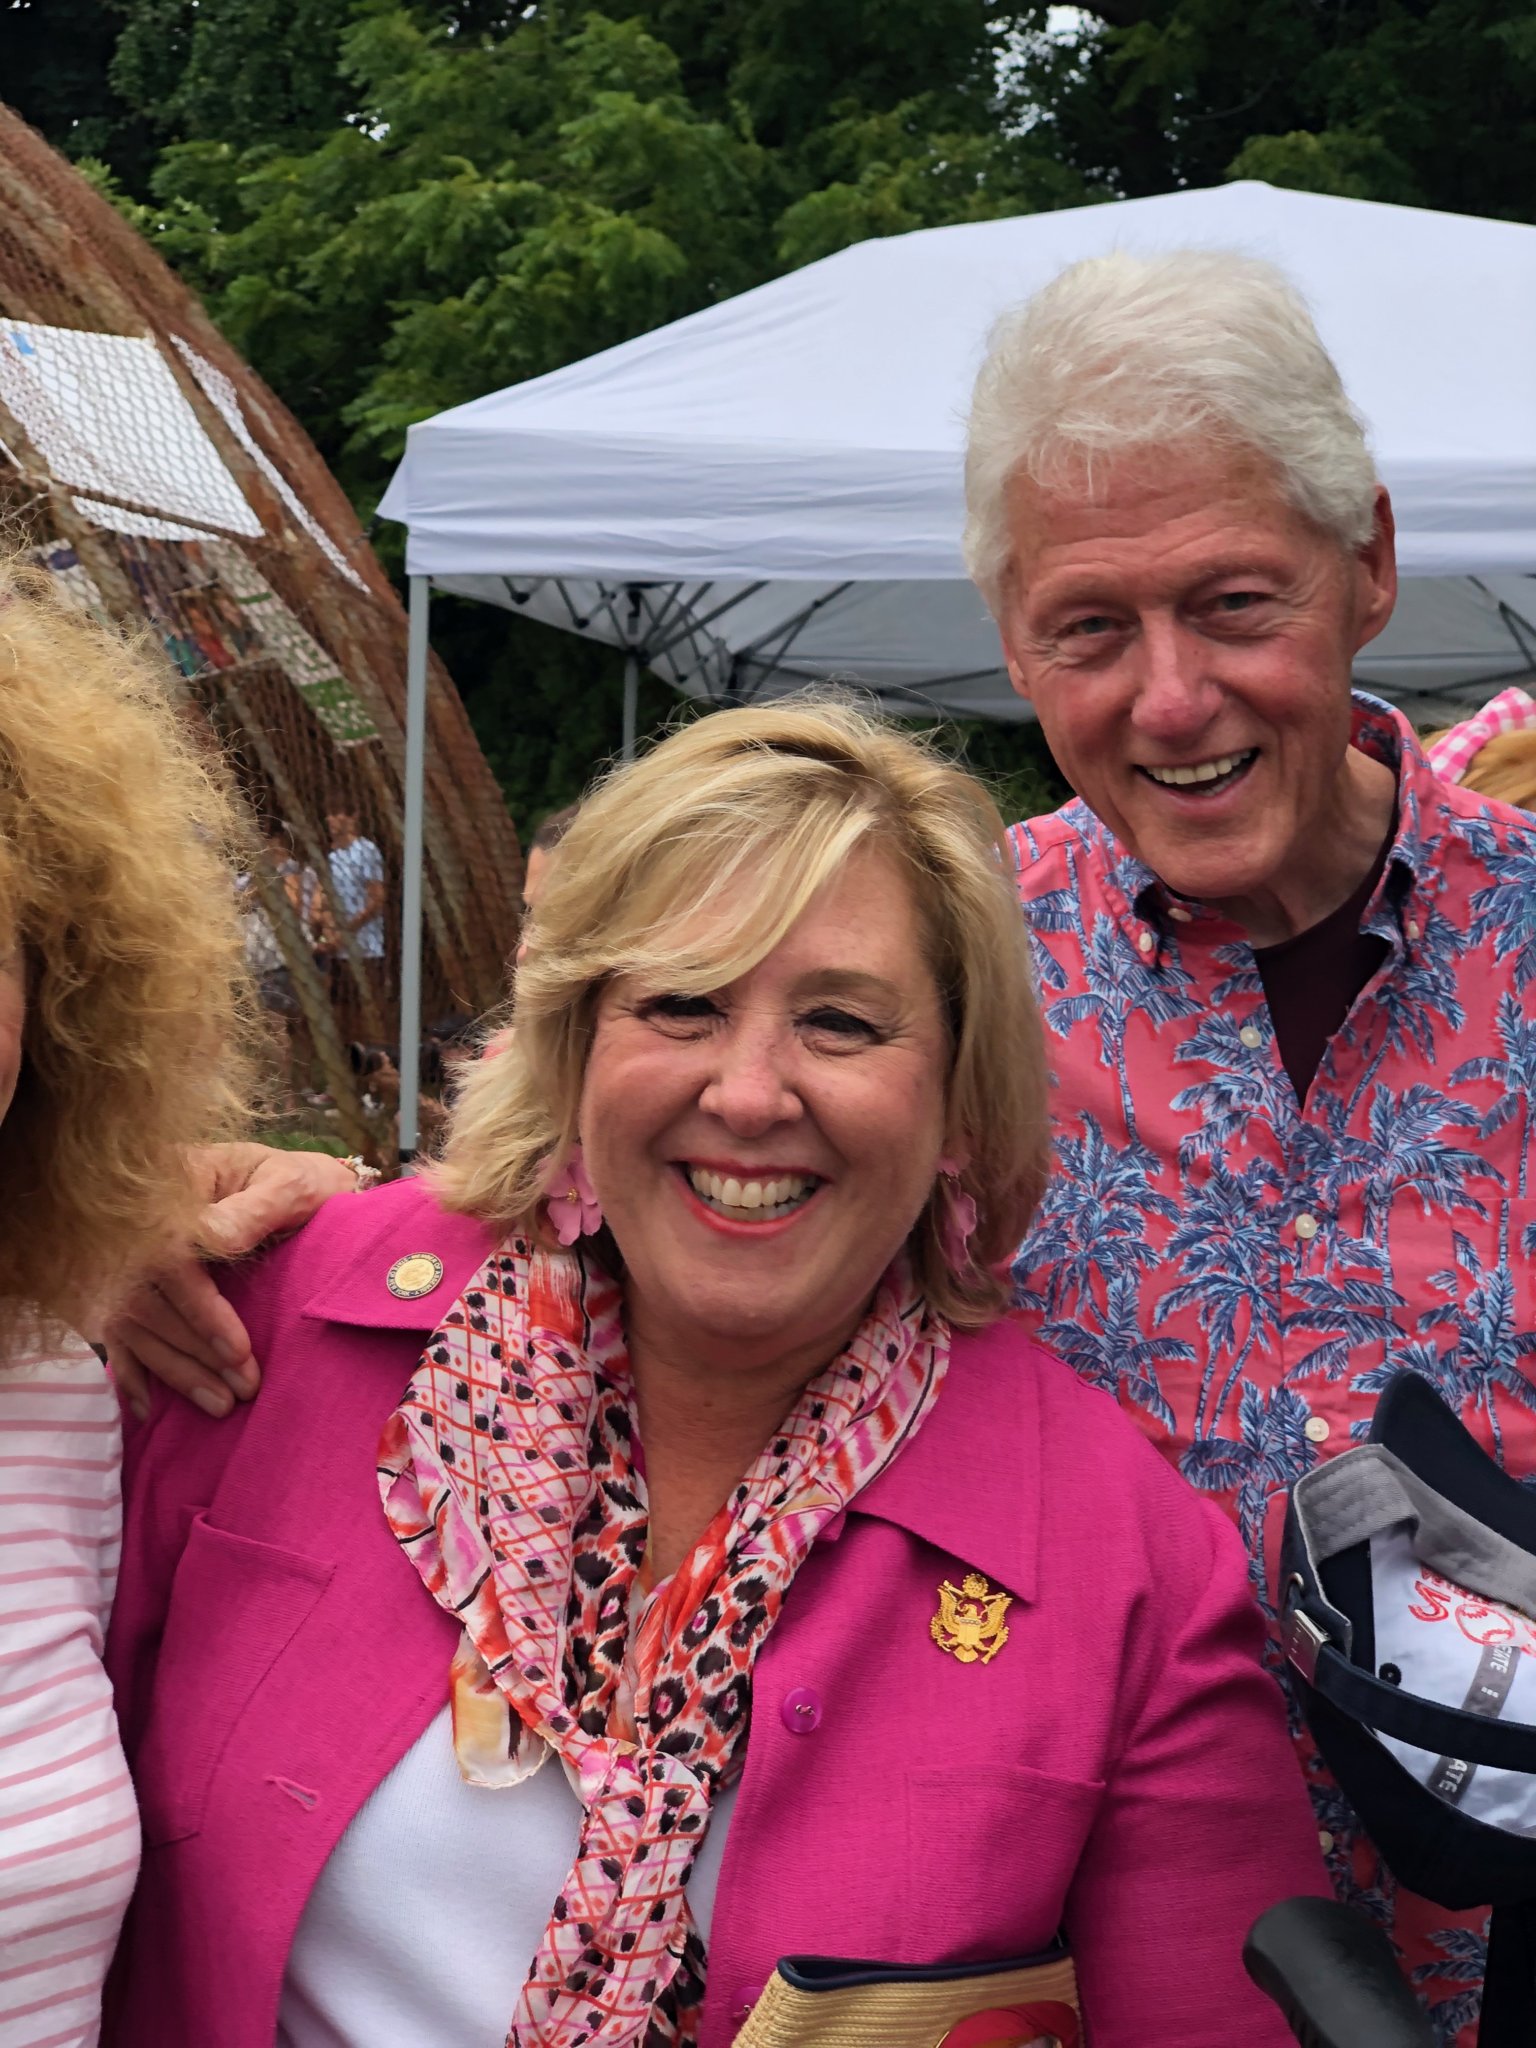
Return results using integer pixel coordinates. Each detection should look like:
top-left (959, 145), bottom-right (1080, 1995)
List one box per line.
top-left (1002, 440), bottom-right (1338, 599)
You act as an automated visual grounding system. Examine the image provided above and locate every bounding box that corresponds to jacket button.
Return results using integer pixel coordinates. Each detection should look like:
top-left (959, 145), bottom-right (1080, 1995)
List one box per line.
top-left (780, 1686), bottom-right (822, 1733)
top-left (731, 1984), bottom-right (764, 2025)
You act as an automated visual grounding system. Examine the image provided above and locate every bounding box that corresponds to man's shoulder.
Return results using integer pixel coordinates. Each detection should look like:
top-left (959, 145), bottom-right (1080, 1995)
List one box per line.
top-left (1006, 800), bottom-right (1100, 901)
top-left (1430, 777), bottom-right (1536, 848)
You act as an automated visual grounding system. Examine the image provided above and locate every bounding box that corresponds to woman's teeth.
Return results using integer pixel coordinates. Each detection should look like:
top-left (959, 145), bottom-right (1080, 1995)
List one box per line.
top-left (1143, 748), bottom-right (1257, 789)
top-left (687, 1167), bottom-right (817, 1219)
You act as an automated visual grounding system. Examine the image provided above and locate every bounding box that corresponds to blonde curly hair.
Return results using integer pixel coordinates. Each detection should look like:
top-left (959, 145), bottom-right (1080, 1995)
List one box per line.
top-left (0, 557), bottom-right (255, 1347)
top-left (436, 695), bottom-right (1051, 1327)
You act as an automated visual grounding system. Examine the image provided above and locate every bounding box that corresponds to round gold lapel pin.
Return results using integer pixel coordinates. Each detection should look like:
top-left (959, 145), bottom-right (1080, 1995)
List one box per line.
top-left (386, 1252), bottom-right (444, 1300)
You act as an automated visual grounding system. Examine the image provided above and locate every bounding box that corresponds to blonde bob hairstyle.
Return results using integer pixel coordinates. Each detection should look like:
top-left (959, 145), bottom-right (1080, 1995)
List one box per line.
top-left (436, 696), bottom-right (1051, 1327)
top-left (0, 559), bottom-right (254, 1348)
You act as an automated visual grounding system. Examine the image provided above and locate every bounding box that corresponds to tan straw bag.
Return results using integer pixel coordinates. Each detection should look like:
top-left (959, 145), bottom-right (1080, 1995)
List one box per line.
top-left (731, 1947), bottom-right (1083, 2048)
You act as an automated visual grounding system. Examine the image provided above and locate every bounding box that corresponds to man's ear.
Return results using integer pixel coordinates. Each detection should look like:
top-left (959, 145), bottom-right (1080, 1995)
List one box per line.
top-left (1002, 642), bottom-right (1033, 706)
top-left (996, 608), bottom-right (1034, 707)
top-left (1351, 485), bottom-right (1398, 654)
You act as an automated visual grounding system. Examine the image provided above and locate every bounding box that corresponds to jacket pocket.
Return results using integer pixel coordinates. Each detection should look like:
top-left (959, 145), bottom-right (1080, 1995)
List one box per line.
top-left (904, 1764), bottom-right (1105, 1960)
top-left (133, 1513), bottom-right (334, 1847)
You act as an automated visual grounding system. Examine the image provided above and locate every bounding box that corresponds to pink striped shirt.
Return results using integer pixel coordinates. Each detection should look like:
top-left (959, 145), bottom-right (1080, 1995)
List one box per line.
top-left (0, 1334), bottom-right (138, 2048)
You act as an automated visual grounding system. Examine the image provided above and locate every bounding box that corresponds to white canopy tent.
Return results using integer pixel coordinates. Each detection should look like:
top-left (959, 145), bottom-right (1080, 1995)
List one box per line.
top-left (379, 180), bottom-right (1536, 1145)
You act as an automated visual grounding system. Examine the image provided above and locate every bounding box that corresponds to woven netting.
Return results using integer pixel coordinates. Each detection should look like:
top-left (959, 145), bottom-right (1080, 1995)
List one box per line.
top-left (0, 99), bottom-right (523, 1160)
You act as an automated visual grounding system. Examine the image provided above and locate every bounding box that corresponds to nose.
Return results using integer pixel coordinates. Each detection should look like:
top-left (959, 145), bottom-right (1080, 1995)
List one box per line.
top-left (697, 1018), bottom-right (803, 1136)
top-left (1126, 614), bottom-right (1222, 746)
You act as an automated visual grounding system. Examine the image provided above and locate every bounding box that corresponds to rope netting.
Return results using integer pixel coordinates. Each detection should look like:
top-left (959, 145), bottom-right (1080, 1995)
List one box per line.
top-left (0, 100), bottom-right (523, 1161)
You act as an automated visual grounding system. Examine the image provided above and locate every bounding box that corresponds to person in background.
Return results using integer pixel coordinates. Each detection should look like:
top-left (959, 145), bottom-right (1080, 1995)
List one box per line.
top-left (323, 797), bottom-right (387, 959)
top-left (239, 822), bottom-right (318, 1107)
top-left (964, 247), bottom-right (1536, 2040)
top-left (521, 802), bottom-right (580, 919)
top-left (318, 795), bottom-right (386, 1040)
top-left (1425, 684), bottom-right (1536, 809)
top-left (0, 559), bottom-right (253, 2047)
top-left (518, 801), bottom-right (581, 968)
top-left (106, 699), bottom-right (1326, 2048)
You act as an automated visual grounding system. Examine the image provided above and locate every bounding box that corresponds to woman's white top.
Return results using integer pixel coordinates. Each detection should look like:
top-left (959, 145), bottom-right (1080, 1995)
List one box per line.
top-left (279, 1706), bottom-right (736, 2048)
top-left (0, 1332), bottom-right (138, 2048)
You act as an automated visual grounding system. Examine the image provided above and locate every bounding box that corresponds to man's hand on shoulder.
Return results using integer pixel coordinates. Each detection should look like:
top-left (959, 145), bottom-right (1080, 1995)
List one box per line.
top-left (104, 1142), bottom-right (362, 1422)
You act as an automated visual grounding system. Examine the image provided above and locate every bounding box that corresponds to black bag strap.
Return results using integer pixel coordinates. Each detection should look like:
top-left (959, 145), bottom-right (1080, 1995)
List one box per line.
top-left (1286, 1603), bottom-right (1536, 1774)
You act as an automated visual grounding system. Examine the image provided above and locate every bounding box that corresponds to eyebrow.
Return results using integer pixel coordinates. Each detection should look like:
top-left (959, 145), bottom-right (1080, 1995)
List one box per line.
top-left (1033, 553), bottom-right (1292, 610)
top-left (789, 968), bottom-right (905, 1010)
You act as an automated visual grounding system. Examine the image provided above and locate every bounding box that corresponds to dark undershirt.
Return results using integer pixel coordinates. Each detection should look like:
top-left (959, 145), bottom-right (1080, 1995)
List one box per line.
top-left (1251, 834), bottom-right (1393, 1104)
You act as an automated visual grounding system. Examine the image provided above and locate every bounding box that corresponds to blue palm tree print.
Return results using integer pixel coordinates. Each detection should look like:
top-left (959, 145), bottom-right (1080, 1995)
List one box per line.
top-left (1014, 1114), bottom-right (1176, 1324)
top-left (1007, 698), bottom-right (1536, 2045)
top-left (1451, 991), bottom-right (1536, 1199)
top-left (1181, 1381), bottom-right (1317, 1593)
top-left (1411, 1929), bottom-right (1488, 2046)
top-left (1044, 911), bottom-right (1202, 1140)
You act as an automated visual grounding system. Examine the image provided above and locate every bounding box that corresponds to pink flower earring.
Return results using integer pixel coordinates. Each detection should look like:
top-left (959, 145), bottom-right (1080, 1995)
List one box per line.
top-left (546, 1145), bottom-right (603, 1246)
top-left (936, 1156), bottom-right (978, 1273)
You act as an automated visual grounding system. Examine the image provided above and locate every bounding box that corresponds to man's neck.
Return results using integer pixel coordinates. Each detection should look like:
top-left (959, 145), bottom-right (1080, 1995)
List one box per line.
top-left (1207, 746), bottom-right (1399, 948)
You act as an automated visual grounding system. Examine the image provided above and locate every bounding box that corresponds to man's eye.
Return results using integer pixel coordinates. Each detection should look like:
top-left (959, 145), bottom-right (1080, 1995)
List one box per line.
top-left (1213, 590), bottom-right (1265, 612)
top-left (1063, 614), bottom-right (1117, 638)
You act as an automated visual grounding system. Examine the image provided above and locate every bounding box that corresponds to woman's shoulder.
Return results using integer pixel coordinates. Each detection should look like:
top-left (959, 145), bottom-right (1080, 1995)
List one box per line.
top-left (216, 1170), bottom-right (492, 1352)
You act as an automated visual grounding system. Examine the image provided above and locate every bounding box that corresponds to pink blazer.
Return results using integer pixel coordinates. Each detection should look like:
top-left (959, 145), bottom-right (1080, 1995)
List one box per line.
top-left (105, 1176), bottom-right (1327, 2048)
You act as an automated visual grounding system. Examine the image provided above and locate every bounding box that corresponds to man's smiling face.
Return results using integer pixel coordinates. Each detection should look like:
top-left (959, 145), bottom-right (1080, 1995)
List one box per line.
top-left (997, 443), bottom-right (1397, 919)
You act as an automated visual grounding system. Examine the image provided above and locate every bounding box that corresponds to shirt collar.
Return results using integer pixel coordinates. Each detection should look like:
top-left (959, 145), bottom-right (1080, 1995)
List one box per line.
top-left (842, 1318), bottom-right (1040, 1605)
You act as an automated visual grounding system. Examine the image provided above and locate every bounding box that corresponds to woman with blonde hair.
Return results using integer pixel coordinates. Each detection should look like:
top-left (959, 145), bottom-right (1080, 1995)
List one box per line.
top-left (107, 698), bottom-right (1326, 2048)
top-left (0, 559), bottom-right (252, 2045)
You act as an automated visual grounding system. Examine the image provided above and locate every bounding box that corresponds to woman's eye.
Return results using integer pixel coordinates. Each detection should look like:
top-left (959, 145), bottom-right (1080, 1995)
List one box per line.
top-left (639, 993), bottom-right (719, 1026)
top-left (801, 1006), bottom-right (877, 1041)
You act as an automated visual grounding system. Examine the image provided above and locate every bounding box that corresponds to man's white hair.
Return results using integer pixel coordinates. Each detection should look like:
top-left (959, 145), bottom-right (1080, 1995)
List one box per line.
top-left (962, 247), bottom-right (1379, 613)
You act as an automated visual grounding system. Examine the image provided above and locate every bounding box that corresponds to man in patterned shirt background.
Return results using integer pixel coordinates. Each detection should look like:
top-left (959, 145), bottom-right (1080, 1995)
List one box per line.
top-left (964, 245), bottom-right (1536, 2044)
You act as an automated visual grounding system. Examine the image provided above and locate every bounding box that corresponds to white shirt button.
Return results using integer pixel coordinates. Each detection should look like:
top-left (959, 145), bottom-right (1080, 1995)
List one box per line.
top-left (1304, 1415), bottom-right (1331, 1444)
top-left (1239, 1025), bottom-right (1263, 1049)
top-left (1168, 905), bottom-right (1193, 923)
top-left (1406, 919), bottom-right (1421, 941)
top-left (1294, 1212), bottom-right (1320, 1241)
top-left (1136, 930), bottom-right (1155, 954)
top-left (1318, 1829), bottom-right (1335, 1855)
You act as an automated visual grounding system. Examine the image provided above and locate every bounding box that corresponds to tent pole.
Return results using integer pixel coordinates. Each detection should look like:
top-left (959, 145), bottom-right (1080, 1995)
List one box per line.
top-left (399, 574), bottom-right (430, 1165)
top-left (621, 652), bottom-right (639, 761)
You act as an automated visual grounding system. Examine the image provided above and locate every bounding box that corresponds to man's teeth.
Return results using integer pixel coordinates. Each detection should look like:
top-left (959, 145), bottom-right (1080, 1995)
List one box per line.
top-left (1144, 750), bottom-right (1256, 787)
top-left (687, 1167), bottom-right (816, 1218)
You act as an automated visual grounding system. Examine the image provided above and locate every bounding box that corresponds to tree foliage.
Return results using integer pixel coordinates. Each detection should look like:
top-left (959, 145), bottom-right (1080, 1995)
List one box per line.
top-left (4, 0), bottom-right (1531, 817)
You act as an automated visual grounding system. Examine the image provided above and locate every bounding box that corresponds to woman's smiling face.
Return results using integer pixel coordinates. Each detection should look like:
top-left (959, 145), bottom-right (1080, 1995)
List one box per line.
top-left (578, 843), bottom-right (953, 1373)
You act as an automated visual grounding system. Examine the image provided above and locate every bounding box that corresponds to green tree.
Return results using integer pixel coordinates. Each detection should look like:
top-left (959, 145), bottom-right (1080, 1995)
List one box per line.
top-left (0, 0), bottom-right (160, 186)
top-left (70, 0), bottom-right (1536, 819)
top-left (1022, 0), bottom-right (1536, 222)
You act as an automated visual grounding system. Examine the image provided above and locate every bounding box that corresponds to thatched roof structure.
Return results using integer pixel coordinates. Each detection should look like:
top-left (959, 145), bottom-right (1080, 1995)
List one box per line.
top-left (0, 100), bottom-right (522, 1155)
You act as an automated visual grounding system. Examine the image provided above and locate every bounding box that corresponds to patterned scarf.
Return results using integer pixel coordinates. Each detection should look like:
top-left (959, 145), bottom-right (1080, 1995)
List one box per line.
top-left (378, 1236), bottom-right (949, 2048)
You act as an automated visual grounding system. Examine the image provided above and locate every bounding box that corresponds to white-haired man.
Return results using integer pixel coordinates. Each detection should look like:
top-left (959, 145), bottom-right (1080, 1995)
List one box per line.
top-left (966, 248), bottom-right (1535, 2042)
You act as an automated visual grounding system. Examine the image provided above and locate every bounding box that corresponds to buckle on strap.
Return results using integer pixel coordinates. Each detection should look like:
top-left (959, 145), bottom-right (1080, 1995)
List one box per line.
top-left (1286, 1608), bottom-right (1329, 1685)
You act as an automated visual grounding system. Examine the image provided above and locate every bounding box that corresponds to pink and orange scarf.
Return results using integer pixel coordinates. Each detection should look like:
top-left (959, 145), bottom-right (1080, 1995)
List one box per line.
top-left (378, 1237), bottom-right (948, 2048)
